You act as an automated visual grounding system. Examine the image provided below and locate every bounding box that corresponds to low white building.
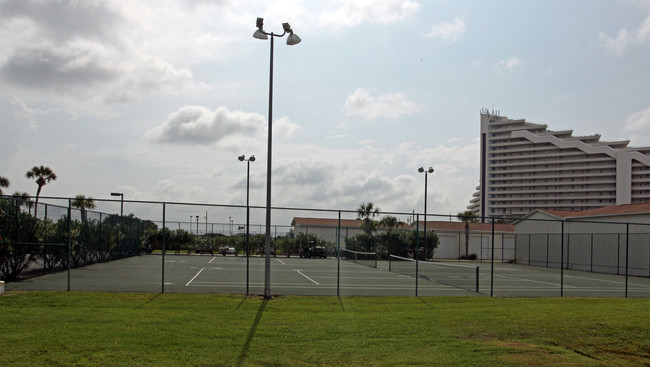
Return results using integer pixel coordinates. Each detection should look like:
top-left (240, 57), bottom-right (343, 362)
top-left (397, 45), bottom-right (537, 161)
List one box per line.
top-left (513, 202), bottom-right (650, 276)
top-left (291, 217), bottom-right (515, 260)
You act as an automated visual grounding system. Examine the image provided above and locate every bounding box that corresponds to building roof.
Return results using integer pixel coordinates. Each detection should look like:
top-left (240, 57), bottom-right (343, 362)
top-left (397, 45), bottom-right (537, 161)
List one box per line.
top-left (291, 217), bottom-right (513, 232)
top-left (291, 217), bottom-right (410, 229)
top-left (421, 221), bottom-right (514, 233)
top-left (524, 202), bottom-right (650, 220)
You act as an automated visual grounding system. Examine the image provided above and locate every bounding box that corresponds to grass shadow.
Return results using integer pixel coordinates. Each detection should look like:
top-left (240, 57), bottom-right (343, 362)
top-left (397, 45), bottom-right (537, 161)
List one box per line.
top-left (236, 298), bottom-right (267, 367)
top-left (235, 295), bottom-right (250, 310)
top-left (337, 296), bottom-right (345, 312)
top-left (417, 297), bottom-right (436, 310)
top-left (136, 293), bottom-right (161, 308)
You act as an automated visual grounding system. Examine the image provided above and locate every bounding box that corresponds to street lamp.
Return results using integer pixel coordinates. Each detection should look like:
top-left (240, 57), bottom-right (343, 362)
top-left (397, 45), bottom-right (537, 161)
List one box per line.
top-left (418, 167), bottom-right (434, 260)
top-left (239, 154), bottom-right (255, 295)
top-left (110, 192), bottom-right (123, 216)
top-left (253, 17), bottom-right (301, 299)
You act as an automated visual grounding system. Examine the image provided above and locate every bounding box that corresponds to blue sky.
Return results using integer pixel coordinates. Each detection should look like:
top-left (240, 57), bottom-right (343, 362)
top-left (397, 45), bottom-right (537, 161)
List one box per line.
top-left (1, 0), bottom-right (650, 217)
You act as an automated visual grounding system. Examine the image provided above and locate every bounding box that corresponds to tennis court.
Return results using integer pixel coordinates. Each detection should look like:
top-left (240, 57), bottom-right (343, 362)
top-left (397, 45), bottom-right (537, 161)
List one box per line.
top-left (6, 253), bottom-right (650, 297)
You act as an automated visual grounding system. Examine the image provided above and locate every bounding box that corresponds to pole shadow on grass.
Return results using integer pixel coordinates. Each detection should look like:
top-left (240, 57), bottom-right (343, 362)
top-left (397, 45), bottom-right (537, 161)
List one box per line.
top-left (236, 299), bottom-right (267, 367)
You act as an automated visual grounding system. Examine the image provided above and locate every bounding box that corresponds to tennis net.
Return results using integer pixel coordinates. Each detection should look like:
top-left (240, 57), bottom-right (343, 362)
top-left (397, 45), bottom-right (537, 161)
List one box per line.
top-left (341, 249), bottom-right (378, 268)
top-left (388, 255), bottom-right (479, 292)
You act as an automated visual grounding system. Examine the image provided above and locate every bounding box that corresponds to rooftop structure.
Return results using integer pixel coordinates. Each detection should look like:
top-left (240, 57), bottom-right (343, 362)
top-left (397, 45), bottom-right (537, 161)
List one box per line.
top-left (469, 109), bottom-right (650, 221)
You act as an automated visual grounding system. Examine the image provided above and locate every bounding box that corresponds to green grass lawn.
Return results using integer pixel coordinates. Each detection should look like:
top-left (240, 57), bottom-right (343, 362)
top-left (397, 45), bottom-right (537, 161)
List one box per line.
top-left (1, 292), bottom-right (648, 366)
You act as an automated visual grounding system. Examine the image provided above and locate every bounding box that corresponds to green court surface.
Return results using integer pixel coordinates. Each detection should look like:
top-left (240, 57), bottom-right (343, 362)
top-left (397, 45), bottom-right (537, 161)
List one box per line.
top-left (6, 254), bottom-right (650, 297)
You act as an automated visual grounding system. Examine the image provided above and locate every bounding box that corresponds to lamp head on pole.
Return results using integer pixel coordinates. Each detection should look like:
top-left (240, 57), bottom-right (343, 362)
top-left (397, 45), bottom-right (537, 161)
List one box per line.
top-left (283, 22), bottom-right (301, 45)
top-left (238, 155), bottom-right (245, 161)
top-left (253, 17), bottom-right (268, 39)
top-left (249, 155), bottom-right (256, 162)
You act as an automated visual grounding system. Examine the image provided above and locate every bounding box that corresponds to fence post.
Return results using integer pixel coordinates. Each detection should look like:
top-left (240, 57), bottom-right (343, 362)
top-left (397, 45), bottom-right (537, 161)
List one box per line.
top-left (415, 214), bottom-right (419, 297)
top-left (490, 217), bottom-right (495, 297)
top-left (560, 220), bottom-right (564, 297)
top-left (162, 202), bottom-right (166, 293)
top-left (67, 198), bottom-right (72, 292)
top-left (337, 211), bottom-right (341, 297)
top-left (625, 223), bottom-right (629, 298)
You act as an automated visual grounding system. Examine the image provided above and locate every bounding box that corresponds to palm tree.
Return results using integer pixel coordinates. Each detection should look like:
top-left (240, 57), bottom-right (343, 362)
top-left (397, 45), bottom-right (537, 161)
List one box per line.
top-left (25, 165), bottom-right (57, 218)
top-left (379, 215), bottom-right (404, 232)
top-left (457, 210), bottom-right (478, 257)
top-left (0, 176), bottom-right (9, 195)
top-left (72, 195), bottom-right (96, 222)
top-left (357, 202), bottom-right (380, 235)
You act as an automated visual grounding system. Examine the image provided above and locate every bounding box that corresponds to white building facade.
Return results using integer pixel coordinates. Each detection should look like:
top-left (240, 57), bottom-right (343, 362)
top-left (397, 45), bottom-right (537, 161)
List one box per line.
top-left (469, 110), bottom-right (650, 221)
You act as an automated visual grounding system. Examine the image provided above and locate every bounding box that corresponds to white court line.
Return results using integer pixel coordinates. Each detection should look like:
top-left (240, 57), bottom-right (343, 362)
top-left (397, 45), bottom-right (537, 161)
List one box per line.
top-left (495, 274), bottom-right (576, 288)
top-left (564, 274), bottom-right (650, 288)
top-left (186, 267), bottom-right (205, 286)
top-left (295, 270), bottom-right (319, 285)
top-left (208, 257), bottom-right (216, 264)
top-left (276, 259), bottom-right (286, 265)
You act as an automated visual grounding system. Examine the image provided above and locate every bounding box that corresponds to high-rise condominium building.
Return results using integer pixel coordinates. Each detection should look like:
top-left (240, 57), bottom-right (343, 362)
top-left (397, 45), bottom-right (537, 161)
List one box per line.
top-left (468, 109), bottom-right (650, 221)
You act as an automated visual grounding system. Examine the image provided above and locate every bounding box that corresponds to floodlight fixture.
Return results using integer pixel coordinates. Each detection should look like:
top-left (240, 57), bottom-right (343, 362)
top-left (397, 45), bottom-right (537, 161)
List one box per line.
top-left (253, 17), bottom-right (268, 39)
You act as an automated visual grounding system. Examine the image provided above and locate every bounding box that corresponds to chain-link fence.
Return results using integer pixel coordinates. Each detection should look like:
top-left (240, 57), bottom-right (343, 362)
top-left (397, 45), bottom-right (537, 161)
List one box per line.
top-left (1, 195), bottom-right (649, 297)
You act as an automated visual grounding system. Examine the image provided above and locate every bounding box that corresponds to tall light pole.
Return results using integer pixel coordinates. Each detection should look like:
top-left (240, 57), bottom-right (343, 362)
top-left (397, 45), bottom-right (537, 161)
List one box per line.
top-left (110, 192), bottom-right (123, 216)
top-left (418, 167), bottom-right (434, 260)
top-left (196, 216), bottom-right (199, 235)
top-left (239, 154), bottom-right (255, 295)
top-left (253, 17), bottom-right (301, 299)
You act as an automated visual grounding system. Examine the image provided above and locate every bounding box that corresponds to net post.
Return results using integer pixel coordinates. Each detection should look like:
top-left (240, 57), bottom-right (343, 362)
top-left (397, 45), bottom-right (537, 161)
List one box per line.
top-left (476, 266), bottom-right (479, 293)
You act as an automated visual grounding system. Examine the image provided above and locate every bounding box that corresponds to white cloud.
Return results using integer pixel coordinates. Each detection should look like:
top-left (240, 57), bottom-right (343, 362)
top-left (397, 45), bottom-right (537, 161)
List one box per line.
top-left (426, 16), bottom-right (466, 43)
top-left (494, 57), bottom-right (521, 72)
top-left (146, 105), bottom-right (266, 145)
top-left (343, 88), bottom-right (422, 120)
top-left (0, 1), bottom-right (205, 117)
top-left (599, 15), bottom-right (650, 55)
top-left (318, 0), bottom-right (421, 28)
top-left (624, 107), bottom-right (650, 132)
top-left (273, 116), bottom-right (302, 139)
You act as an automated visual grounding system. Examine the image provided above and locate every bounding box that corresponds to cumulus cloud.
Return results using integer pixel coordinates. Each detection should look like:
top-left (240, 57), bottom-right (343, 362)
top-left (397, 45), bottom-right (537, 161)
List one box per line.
top-left (624, 107), bottom-right (650, 132)
top-left (426, 16), bottom-right (466, 43)
top-left (273, 116), bottom-right (302, 139)
top-left (494, 57), bottom-right (521, 72)
top-left (599, 15), bottom-right (650, 56)
top-left (319, 0), bottom-right (420, 28)
top-left (343, 88), bottom-right (422, 120)
top-left (146, 105), bottom-right (266, 145)
top-left (0, 0), bottom-right (201, 117)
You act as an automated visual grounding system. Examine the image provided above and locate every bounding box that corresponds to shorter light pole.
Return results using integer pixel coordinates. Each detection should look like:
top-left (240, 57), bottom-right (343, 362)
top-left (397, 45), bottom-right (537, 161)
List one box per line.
top-left (418, 167), bottom-right (434, 260)
top-left (196, 216), bottom-right (199, 236)
top-left (239, 154), bottom-right (255, 295)
top-left (110, 192), bottom-right (124, 216)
